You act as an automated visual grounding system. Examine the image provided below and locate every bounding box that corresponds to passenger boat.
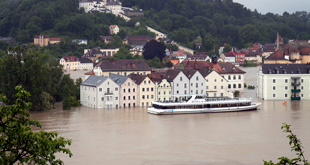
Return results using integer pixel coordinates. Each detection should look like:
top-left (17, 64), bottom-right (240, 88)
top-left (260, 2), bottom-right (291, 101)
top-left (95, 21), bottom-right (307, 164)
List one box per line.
top-left (147, 95), bottom-right (261, 115)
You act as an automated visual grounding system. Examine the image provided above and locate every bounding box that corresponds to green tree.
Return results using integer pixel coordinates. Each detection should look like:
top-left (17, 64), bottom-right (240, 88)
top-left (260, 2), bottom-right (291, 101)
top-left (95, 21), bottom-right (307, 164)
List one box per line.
top-left (223, 44), bottom-right (232, 53)
top-left (143, 40), bottom-right (166, 61)
top-left (113, 46), bottom-right (133, 59)
top-left (0, 85), bottom-right (72, 164)
top-left (263, 123), bottom-right (309, 165)
top-left (233, 90), bottom-right (240, 97)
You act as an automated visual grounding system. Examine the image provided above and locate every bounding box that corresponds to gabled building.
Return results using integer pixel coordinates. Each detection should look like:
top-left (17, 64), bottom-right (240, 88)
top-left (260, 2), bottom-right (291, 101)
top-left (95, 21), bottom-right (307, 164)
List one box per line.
top-left (100, 36), bottom-right (112, 44)
top-left (123, 35), bottom-right (153, 47)
top-left (59, 56), bottom-right (80, 71)
top-left (34, 34), bottom-right (61, 47)
top-left (109, 74), bottom-right (138, 108)
top-left (258, 64), bottom-right (310, 100)
top-left (80, 75), bottom-right (120, 108)
top-left (82, 48), bottom-right (105, 62)
top-left (162, 70), bottom-right (188, 100)
top-left (93, 59), bottom-right (152, 77)
top-left (128, 74), bottom-right (155, 107)
top-left (80, 58), bottom-right (94, 70)
top-left (148, 72), bottom-right (173, 102)
top-left (109, 25), bottom-right (119, 35)
top-left (182, 70), bottom-right (206, 96)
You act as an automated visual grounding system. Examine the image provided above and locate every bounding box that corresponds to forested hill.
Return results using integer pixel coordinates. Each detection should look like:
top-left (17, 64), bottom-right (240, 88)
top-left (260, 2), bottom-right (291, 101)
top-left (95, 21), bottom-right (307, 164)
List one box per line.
top-left (1, 0), bottom-right (310, 51)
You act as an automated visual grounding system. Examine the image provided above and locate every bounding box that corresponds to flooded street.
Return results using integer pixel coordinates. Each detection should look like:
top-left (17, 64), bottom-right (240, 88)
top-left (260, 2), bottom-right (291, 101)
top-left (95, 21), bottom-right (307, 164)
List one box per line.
top-left (30, 67), bottom-right (310, 164)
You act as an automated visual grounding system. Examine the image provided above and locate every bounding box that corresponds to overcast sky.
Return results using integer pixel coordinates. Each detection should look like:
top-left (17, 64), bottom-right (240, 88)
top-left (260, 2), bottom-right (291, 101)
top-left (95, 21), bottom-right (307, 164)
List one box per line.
top-left (233, 0), bottom-right (310, 15)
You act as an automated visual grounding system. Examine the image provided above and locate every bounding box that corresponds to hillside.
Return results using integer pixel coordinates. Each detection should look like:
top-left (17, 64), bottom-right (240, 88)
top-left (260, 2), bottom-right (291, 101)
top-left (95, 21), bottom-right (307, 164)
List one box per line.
top-left (0, 0), bottom-right (310, 52)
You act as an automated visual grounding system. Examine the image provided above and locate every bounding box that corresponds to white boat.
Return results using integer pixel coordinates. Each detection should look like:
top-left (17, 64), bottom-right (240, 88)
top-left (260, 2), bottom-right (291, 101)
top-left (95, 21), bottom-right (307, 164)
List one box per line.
top-left (147, 95), bottom-right (261, 115)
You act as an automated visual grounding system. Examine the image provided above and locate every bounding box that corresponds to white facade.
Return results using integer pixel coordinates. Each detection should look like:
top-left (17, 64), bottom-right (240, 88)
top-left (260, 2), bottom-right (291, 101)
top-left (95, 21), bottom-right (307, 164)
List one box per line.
top-left (205, 71), bottom-right (231, 97)
top-left (188, 71), bottom-right (206, 95)
top-left (80, 76), bottom-right (120, 108)
top-left (80, 63), bottom-right (93, 70)
top-left (222, 73), bottom-right (244, 92)
top-left (79, 1), bottom-right (106, 13)
top-left (173, 72), bottom-right (189, 98)
top-left (156, 79), bottom-right (173, 102)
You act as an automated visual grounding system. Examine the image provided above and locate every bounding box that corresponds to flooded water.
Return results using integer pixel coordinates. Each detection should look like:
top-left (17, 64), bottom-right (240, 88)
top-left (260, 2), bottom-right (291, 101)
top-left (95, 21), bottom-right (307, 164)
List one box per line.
top-left (30, 67), bottom-right (310, 165)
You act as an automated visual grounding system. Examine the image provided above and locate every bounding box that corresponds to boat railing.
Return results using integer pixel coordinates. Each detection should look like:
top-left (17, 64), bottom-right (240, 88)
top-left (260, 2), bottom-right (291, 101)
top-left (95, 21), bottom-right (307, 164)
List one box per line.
top-left (155, 97), bottom-right (252, 104)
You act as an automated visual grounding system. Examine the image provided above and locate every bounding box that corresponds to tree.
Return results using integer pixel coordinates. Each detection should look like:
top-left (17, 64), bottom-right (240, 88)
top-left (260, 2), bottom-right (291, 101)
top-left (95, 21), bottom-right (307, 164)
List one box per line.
top-left (113, 46), bottom-right (133, 59)
top-left (263, 123), bottom-right (309, 165)
top-left (143, 40), bottom-right (166, 61)
top-left (233, 90), bottom-right (240, 97)
top-left (0, 85), bottom-right (72, 164)
top-left (223, 44), bottom-right (232, 53)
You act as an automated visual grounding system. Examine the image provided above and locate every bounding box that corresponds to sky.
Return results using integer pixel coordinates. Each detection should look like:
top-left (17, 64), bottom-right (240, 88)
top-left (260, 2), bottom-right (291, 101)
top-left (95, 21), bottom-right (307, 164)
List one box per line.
top-left (233, 0), bottom-right (310, 15)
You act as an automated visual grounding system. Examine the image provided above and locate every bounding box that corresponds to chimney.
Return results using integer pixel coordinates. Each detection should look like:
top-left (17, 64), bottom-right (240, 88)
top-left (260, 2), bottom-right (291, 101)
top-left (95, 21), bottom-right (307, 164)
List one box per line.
top-left (276, 32), bottom-right (280, 50)
top-left (211, 54), bottom-right (217, 64)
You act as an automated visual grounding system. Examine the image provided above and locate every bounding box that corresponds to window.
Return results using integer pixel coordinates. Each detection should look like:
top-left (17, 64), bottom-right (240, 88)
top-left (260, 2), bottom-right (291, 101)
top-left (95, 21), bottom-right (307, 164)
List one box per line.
top-left (221, 86), bottom-right (223, 89)
top-left (148, 80), bottom-right (151, 84)
top-left (196, 76), bottom-right (198, 81)
top-left (133, 96), bottom-right (135, 100)
top-left (191, 83), bottom-right (193, 86)
top-left (142, 88), bottom-right (145, 92)
top-left (285, 86), bottom-right (288, 90)
top-left (214, 79), bottom-right (216, 82)
top-left (164, 91), bottom-right (166, 95)
top-left (123, 96), bottom-right (126, 100)
top-left (301, 86), bottom-right (304, 90)
top-left (180, 77), bottom-right (183, 81)
top-left (273, 86), bottom-right (276, 90)
top-left (285, 79), bottom-right (288, 83)
top-left (123, 89), bottom-right (126, 93)
top-left (214, 93), bottom-right (216, 97)
top-left (239, 75), bottom-right (241, 79)
top-left (206, 79), bottom-right (208, 82)
top-left (301, 94), bottom-right (304, 97)
top-left (196, 83), bottom-right (198, 87)
top-left (158, 92), bottom-right (161, 95)
top-left (177, 83), bottom-right (179, 87)
top-left (151, 88), bottom-right (153, 91)
top-left (201, 83), bottom-right (203, 86)
top-left (128, 82), bottom-right (130, 86)
top-left (214, 86), bottom-right (217, 89)
top-left (273, 79), bottom-right (276, 83)
top-left (115, 87), bottom-right (118, 91)
top-left (99, 88), bottom-right (102, 92)
top-left (185, 90), bottom-right (187, 94)
top-left (116, 97), bottom-right (118, 100)
top-left (273, 94), bottom-right (276, 97)
top-left (107, 97), bottom-right (109, 101)
top-left (184, 84), bottom-right (187, 88)
top-left (285, 94), bottom-right (288, 98)
top-left (151, 95), bottom-right (154, 99)
top-left (128, 88), bottom-right (131, 92)
top-left (301, 79), bottom-right (304, 83)
top-left (147, 88), bottom-right (149, 92)
top-left (233, 75), bottom-right (236, 80)
top-left (196, 90), bottom-right (198, 94)
top-left (228, 76), bottom-right (231, 80)
top-left (238, 84), bottom-right (241, 88)
top-left (142, 95), bottom-right (145, 99)
top-left (101, 97), bottom-right (104, 101)
top-left (133, 88), bottom-right (135, 92)
top-left (191, 90), bottom-right (193, 93)
top-left (233, 84), bottom-right (236, 88)
top-left (177, 90), bottom-right (179, 94)
top-left (144, 81), bottom-right (146, 85)
top-left (221, 79), bottom-right (223, 82)
top-left (147, 95), bottom-right (149, 99)
top-left (228, 84), bottom-right (231, 89)
top-left (128, 96), bottom-right (131, 100)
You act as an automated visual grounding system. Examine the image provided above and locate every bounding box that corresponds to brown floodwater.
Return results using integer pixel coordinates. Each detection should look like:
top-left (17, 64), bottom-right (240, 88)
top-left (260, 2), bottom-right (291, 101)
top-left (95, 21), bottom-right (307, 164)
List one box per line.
top-left (30, 67), bottom-right (310, 165)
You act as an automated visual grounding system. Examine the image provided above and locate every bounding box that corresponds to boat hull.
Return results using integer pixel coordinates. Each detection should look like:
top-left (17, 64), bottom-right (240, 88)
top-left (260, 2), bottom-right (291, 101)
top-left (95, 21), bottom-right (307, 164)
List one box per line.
top-left (147, 103), bottom-right (261, 115)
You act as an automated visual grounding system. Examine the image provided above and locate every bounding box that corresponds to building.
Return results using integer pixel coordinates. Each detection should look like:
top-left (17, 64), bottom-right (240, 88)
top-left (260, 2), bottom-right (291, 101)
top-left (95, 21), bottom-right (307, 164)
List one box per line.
top-left (178, 60), bottom-right (246, 92)
top-left (106, 0), bottom-right (122, 15)
top-left (258, 64), bottom-right (310, 100)
top-left (100, 36), bottom-right (112, 44)
top-left (82, 48), bottom-right (119, 62)
top-left (109, 25), bottom-right (119, 35)
top-left (109, 74), bottom-right (138, 108)
top-left (34, 34), bottom-right (61, 47)
top-left (34, 34), bottom-right (49, 47)
top-left (0, 36), bottom-right (15, 43)
top-left (148, 72), bottom-right (173, 102)
top-left (182, 70), bottom-right (206, 96)
top-left (123, 35), bottom-right (153, 47)
top-left (221, 51), bottom-right (236, 64)
top-left (80, 58), bottom-right (94, 70)
top-left (93, 59), bottom-right (152, 76)
top-left (79, 0), bottom-right (106, 13)
top-left (162, 70), bottom-right (188, 100)
top-left (128, 74), bottom-right (155, 107)
top-left (72, 39), bottom-right (88, 45)
top-left (59, 56), bottom-right (80, 71)
top-left (199, 69), bottom-right (231, 97)
top-left (129, 46), bottom-right (143, 55)
top-left (80, 76), bottom-right (120, 108)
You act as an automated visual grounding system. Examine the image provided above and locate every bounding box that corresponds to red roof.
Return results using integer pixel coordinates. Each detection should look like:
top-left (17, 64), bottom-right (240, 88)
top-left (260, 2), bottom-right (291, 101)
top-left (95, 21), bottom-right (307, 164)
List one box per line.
top-left (62, 56), bottom-right (80, 62)
top-left (50, 38), bottom-right (61, 41)
top-left (85, 71), bottom-right (95, 75)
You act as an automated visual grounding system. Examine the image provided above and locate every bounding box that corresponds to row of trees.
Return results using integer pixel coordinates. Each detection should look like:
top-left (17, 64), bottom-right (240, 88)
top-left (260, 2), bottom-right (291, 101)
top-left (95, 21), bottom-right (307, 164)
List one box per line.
top-left (0, 47), bottom-right (80, 111)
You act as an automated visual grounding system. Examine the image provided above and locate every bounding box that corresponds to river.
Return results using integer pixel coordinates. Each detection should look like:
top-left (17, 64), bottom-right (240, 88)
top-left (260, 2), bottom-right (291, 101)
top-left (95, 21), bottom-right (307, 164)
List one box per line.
top-left (30, 67), bottom-right (310, 164)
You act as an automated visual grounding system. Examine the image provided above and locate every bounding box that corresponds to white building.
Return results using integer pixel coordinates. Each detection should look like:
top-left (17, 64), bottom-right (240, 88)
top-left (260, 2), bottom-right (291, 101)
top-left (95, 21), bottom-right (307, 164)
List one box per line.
top-left (258, 64), bottom-right (310, 100)
top-left (72, 39), bottom-right (88, 45)
top-left (80, 76), bottom-right (120, 108)
top-left (80, 58), bottom-right (94, 70)
top-left (200, 70), bottom-right (232, 97)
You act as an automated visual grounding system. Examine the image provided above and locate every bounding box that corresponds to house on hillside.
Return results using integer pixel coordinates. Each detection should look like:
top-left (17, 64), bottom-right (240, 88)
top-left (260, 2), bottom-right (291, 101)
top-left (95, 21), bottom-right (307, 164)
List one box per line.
top-left (80, 58), bottom-right (94, 70)
top-left (123, 35), bottom-right (153, 47)
top-left (72, 39), bottom-right (88, 45)
top-left (59, 56), bottom-right (80, 71)
top-left (34, 34), bottom-right (61, 47)
top-left (109, 25), bottom-right (119, 35)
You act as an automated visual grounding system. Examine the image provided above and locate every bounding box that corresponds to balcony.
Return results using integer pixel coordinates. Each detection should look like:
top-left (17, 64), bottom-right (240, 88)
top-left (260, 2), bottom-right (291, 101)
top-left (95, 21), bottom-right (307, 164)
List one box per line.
top-left (291, 96), bottom-right (301, 100)
top-left (104, 91), bottom-right (113, 95)
top-left (291, 89), bottom-right (301, 93)
top-left (291, 82), bottom-right (300, 86)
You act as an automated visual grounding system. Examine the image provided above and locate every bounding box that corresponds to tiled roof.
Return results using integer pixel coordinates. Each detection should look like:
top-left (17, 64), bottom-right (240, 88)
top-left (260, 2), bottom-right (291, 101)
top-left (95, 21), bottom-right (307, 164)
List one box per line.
top-left (95, 59), bottom-right (151, 71)
top-left (265, 49), bottom-right (285, 60)
top-left (109, 73), bottom-right (129, 86)
top-left (300, 47), bottom-right (310, 55)
top-left (34, 34), bottom-right (49, 38)
top-left (62, 56), bottom-right (80, 62)
top-left (80, 58), bottom-right (93, 63)
top-left (85, 71), bottom-right (95, 75)
top-left (182, 70), bottom-right (197, 79)
top-left (147, 73), bottom-right (163, 83)
top-left (83, 48), bottom-right (104, 58)
top-left (162, 70), bottom-right (182, 82)
top-left (50, 38), bottom-right (61, 41)
top-left (128, 74), bottom-right (147, 85)
top-left (81, 76), bottom-right (108, 87)
top-left (262, 64), bottom-right (310, 74)
top-left (180, 61), bottom-right (246, 74)
top-left (223, 51), bottom-right (235, 57)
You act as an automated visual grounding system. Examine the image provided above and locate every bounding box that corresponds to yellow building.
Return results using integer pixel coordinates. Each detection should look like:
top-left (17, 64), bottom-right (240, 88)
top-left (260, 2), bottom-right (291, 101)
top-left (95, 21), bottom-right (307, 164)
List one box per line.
top-left (34, 34), bottom-right (49, 47)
